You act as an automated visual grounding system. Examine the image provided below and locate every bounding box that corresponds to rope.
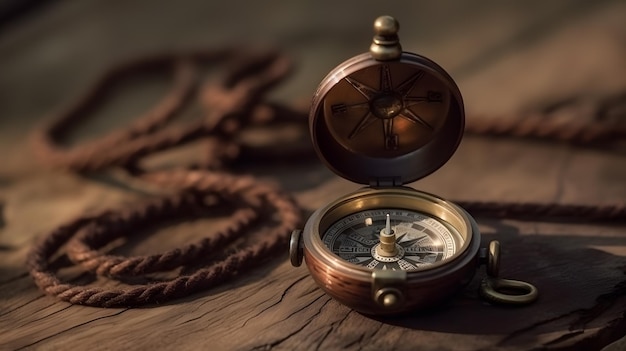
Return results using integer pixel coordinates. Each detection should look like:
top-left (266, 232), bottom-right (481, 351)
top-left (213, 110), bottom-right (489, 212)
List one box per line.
top-left (29, 49), bottom-right (300, 172)
top-left (27, 171), bottom-right (301, 307)
top-left (465, 112), bottom-right (626, 144)
top-left (465, 92), bottom-right (626, 144)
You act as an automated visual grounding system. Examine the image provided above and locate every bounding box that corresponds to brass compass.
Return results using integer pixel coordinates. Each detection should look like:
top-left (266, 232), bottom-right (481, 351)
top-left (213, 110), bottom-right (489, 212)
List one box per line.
top-left (290, 16), bottom-right (538, 315)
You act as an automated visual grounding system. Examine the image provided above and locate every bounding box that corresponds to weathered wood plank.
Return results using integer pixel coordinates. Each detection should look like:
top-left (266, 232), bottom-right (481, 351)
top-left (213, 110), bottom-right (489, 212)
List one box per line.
top-left (0, 0), bottom-right (625, 350)
top-left (1, 147), bottom-right (625, 351)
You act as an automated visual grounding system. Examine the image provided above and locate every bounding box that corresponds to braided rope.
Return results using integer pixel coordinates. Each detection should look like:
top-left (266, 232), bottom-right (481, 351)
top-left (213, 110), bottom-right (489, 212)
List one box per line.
top-left (29, 55), bottom-right (197, 172)
top-left (465, 91), bottom-right (626, 144)
top-left (466, 113), bottom-right (626, 144)
top-left (29, 49), bottom-right (295, 172)
top-left (27, 171), bottom-right (301, 307)
top-left (66, 197), bottom-right (257, 277)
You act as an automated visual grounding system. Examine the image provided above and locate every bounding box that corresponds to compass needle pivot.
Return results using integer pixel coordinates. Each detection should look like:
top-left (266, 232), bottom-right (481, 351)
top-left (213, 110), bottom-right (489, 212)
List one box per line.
top-left (377, 213), bottom-right (398, 257)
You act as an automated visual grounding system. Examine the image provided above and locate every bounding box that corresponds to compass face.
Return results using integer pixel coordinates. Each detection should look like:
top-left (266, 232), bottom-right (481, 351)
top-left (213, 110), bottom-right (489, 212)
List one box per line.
top-left (322, 61), bottom-right (452, 158)
top-left (322, 208), bottom-right (462, 271)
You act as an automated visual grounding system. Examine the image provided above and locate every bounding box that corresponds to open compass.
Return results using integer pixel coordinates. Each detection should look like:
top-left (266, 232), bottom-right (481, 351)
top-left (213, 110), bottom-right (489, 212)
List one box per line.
top-left (290, 16), bottom-right (538, 315)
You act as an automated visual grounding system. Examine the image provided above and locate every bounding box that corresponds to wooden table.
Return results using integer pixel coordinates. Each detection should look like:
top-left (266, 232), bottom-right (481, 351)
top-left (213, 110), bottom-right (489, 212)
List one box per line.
top-left (1, 1), bottom-right (625, 350)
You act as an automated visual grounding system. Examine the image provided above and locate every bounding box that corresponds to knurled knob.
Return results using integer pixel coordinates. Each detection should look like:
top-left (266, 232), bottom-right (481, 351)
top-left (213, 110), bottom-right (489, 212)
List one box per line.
top-left (370, 15), bottom-right (402, 61)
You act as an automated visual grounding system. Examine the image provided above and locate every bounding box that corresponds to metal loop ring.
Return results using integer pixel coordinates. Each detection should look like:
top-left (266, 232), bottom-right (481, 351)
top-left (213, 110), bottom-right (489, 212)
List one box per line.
top-left (486, 240), bottom-right (500, 277)
top-left (480, 277), bottom-right (539, 305)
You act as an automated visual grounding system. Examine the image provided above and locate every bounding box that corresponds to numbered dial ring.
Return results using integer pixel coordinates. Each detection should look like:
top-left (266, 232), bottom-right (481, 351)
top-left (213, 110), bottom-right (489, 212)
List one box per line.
top-left (324, 209), bottom-right (462, 271)
top-left (310, 53), bottom-right (464, 185)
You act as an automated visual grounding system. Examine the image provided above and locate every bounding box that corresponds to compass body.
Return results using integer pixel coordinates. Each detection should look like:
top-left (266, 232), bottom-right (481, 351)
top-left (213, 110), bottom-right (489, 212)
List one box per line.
top-left (290, 16), bottom-right (536, 315)
top-left (300, 187), bottom-right (480, 314)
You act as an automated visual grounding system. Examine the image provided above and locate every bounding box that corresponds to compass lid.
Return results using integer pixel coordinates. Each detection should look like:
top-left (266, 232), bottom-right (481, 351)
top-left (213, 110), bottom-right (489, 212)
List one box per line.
top-left (309, 16), bottom-right (465, 186)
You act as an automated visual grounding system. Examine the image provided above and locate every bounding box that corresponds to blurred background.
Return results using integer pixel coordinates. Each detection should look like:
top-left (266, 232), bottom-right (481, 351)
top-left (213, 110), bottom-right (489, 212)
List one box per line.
top-left (0, 0), bottom-right (625, 184)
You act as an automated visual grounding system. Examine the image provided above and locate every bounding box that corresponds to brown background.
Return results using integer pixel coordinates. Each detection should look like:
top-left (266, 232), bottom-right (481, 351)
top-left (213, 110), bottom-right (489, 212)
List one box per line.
top-left (1, 1), bottom-right (625, 350)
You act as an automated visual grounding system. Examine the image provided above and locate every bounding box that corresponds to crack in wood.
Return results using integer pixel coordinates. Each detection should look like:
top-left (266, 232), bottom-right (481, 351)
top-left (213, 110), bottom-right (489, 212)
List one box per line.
top-left (315, 310), bottom-right (353, 351)
top-left (174, 277), bottom-right (282, 326)
top-left (180, 282), bottom-right (252, 316)
top-left (500, 270), bottom-right (626, 349)
top-left (176, 291), bottom-right (261, 326)
top-left (362, 322), bottom-right (387, 349)
top-left (239, 294), bottom-right (283, 327)
top-left (570, 278), bottom-right (626, 330)
top-left (176, 311), bottom-right (214, 327)
top-left (343, 333), bottom-right (365, 350)
top-left (527, 315), bottom-right (626, 351)
top-left (278, 293), bottom-right (327, 325)
top-left (315, 326), bottom-right (334, 351)
top-left (241, 275), bottom-right (309, 328)
top-left (13, 308), bottom-right (130, 350)
top-left (0, 295), bottom-right (45, 318)
top-left (249, 296), bottom-right (332, 350)
top-left (15, 304), bottom-right (73, 329)
top-left (544, 330), bottom-right (585, 346)
top-left (499, 309), bottom-right (583, 345)
top-left (273, 297), bottom-right (332, 349)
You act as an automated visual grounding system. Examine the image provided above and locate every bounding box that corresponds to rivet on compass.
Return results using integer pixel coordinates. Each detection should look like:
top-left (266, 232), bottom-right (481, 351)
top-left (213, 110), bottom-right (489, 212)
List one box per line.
top-left (370, 15), bottom-right (402, 61)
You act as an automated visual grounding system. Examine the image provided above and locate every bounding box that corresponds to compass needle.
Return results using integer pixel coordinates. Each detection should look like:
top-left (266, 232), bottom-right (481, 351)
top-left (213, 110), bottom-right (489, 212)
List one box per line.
top-left (385, 213), bottom-right (391, 235)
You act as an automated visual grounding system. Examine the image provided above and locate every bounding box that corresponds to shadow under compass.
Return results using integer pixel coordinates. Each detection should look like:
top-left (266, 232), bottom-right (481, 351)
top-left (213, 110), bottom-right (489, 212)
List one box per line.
top-left (364, 218), bottom-right (626, 347)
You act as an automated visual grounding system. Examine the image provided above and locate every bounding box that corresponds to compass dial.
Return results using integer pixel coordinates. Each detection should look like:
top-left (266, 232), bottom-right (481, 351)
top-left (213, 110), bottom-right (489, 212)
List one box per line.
top-left (322, 62), bottom-right (452, 158)
top-left (322, 208), bottom-right (461, 271)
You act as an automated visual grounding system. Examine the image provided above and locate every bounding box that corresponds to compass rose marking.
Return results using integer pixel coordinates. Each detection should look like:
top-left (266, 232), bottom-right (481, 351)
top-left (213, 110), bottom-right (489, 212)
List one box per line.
top-left (331, 101), bottom-right (370, 115)
top-left (343, 256), bottom-right (374, 265)
top-left (347, 228), bottom-right (378, 246)
top-left (404, 91), bottom-right (444, 108)
top-left (348, 111), bottom-right (377, 139)
top-left (338, 246), bottom-right (371, 254)
top-left (403, 96), bottom-right (427, 107)
top-left (400, 108), bottom-right (434, 130)
top-left (331, 103), bottom-right (347, 114)
top-left (398, 259), bottom-right (417, 270)
top-left (366, 260), bottom-right (380, 269)
top-left (344, 77), bottom-right (378, 99)
top-left (396, 70), bottom-right (425, 97)
top-left (404, 254), bottom-right (434, 263)
top-left (383, 118), bottom-right (398, 149)
top-left (427, 91), bottom-right (443, 102)
top-left (337, 67), bottom-right (443, 143)
top-left (397, 234), bottom-right (429, 247)
top-left (380, 64), bottom-right (393, 92)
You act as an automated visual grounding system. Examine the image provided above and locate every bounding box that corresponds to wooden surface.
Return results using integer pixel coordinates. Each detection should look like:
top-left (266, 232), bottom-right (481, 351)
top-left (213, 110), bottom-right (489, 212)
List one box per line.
top-left (1, 1), bottom-right (626, 350)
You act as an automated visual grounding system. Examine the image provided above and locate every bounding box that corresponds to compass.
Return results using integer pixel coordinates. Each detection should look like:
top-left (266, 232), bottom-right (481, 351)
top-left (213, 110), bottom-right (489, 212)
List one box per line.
top-left (290, 16), bottom-right (538, 315)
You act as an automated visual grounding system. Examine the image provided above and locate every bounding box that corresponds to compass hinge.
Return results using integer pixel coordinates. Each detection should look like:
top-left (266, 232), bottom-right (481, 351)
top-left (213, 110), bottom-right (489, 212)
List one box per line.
top-left (370, 177), bottom-right (402, 187)
top-left (372, 270), bottom-right (407, 309)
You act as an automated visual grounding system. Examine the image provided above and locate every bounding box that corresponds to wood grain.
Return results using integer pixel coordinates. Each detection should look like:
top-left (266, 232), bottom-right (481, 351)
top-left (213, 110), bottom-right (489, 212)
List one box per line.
top-left (1, 1), bottom-right (625, 350)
